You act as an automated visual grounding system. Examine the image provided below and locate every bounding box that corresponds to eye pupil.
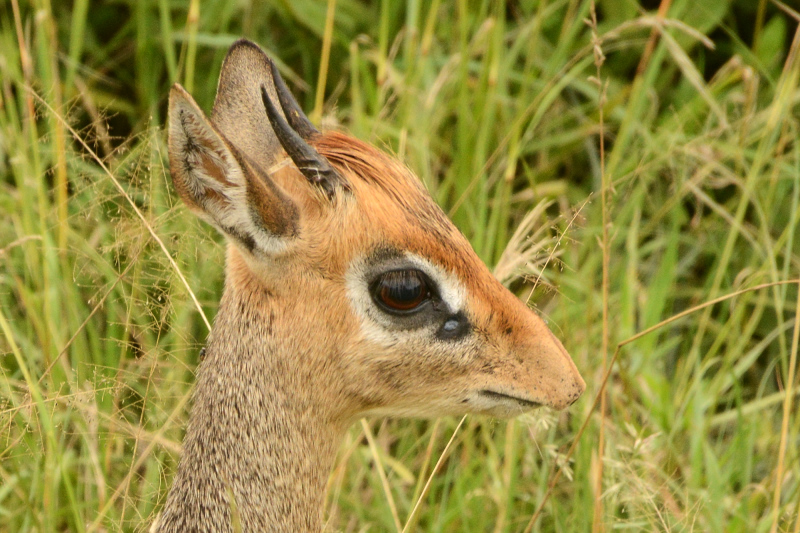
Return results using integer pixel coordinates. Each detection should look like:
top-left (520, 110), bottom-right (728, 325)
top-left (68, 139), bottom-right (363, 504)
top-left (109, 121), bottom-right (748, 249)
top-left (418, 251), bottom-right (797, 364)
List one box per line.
top-left (374, 269), bottom-right (430, 312)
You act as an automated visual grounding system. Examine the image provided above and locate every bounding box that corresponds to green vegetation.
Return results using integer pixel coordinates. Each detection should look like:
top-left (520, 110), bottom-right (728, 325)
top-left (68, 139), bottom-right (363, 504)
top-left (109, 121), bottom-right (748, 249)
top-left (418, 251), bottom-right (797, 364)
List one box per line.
top-left (1, 0), bottom-right (799, 531)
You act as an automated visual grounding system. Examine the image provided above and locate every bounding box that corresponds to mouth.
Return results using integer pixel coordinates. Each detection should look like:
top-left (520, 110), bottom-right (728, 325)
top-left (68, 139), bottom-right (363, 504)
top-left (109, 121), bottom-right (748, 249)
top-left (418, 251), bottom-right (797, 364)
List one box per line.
top-left (480, 390), bottom-right (542, 409)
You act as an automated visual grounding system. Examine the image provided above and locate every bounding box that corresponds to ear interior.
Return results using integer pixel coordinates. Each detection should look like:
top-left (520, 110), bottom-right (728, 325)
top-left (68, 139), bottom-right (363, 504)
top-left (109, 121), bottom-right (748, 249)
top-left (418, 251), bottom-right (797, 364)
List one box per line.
top-left (168, 84), bottom-right (297, 254)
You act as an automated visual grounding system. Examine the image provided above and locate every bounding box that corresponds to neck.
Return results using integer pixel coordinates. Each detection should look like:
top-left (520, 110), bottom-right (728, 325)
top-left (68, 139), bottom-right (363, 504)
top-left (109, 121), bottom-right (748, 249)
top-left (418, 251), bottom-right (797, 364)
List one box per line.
top-left (155, 267), bottom-right (345, 532)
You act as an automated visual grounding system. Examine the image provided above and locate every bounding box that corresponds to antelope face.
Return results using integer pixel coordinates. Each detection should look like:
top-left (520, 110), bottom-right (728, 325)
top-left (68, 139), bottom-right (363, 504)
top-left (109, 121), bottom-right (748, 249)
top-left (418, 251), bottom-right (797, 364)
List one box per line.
top-left (167, 39), bottom-right (584, 422)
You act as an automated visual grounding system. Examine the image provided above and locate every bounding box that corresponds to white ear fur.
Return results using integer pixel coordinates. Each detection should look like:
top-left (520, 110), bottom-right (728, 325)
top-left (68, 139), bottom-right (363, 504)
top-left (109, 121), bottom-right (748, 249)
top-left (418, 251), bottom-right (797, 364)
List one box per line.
top-left (168, 84), bottom-right (293, 255)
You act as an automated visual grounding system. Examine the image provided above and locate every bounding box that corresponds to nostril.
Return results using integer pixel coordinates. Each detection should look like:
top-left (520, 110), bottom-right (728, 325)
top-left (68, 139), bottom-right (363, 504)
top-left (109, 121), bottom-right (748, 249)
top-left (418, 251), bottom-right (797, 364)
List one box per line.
top-left (566, 379), bottom-right (585, 406)
top-left (567, 393), bottom-right (581, 406)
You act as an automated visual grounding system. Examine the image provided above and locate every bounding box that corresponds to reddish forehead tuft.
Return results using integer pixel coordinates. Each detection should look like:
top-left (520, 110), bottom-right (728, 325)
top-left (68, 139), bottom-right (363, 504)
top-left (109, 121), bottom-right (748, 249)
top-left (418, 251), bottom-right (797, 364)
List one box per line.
top-left (314, 131), bottom-right (428, 211)
top-left (312, 130), bottom-right (511, 310)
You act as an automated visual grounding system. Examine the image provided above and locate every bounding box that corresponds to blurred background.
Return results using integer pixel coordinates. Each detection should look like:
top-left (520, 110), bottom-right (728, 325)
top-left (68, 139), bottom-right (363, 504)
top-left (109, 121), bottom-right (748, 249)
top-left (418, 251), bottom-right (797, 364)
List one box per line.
top-left (0, 0), bottom-right (799, 531)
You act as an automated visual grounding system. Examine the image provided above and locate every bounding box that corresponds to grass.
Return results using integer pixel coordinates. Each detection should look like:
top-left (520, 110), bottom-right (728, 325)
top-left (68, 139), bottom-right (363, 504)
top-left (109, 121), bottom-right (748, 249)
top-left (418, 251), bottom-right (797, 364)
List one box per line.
top-left (1, 0), bottom-right (800, 531)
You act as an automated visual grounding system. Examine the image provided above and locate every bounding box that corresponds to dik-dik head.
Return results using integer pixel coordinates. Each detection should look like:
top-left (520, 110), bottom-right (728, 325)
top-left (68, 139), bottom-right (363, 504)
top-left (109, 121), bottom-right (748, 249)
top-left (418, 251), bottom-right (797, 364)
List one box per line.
top-left (167, 39), bottom-right (584, 421)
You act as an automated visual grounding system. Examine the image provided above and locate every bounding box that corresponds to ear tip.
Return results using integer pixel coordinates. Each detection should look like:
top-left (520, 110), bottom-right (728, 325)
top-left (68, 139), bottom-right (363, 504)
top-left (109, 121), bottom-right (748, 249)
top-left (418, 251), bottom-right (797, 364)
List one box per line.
top-left (230, 38), bottom-right (262, 52)
top-left (169, 83), bottom-right (190, 103)
top-left (225, 38), bottom-right (271, 66)
top-left (168, 84), bottom-right (205, 126)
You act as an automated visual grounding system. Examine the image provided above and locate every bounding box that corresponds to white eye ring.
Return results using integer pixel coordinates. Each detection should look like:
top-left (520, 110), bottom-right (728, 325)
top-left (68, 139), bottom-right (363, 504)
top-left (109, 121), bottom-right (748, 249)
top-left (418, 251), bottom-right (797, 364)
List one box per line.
top-left (345, 252), bottom-right (467, 342)
top-left (399, 254), bottom-right (465, 312)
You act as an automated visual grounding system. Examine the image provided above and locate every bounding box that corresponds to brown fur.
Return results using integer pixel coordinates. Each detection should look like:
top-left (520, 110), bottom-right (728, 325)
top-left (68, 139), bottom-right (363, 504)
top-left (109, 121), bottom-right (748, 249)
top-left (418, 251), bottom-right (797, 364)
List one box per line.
top-left (154, 39), bottom-right (584, 532)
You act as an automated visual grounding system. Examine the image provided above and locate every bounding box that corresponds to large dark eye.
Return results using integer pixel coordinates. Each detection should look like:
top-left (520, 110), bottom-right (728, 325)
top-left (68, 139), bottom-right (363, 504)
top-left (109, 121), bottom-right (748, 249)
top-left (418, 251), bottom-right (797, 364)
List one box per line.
top-left (371, 269), bottom-right (432, 313)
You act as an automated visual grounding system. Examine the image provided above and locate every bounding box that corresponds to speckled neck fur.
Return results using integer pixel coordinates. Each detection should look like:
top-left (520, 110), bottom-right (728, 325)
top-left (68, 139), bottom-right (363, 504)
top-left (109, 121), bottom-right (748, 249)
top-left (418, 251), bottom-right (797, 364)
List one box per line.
top-left (154, 260), bottom-right (346, 532)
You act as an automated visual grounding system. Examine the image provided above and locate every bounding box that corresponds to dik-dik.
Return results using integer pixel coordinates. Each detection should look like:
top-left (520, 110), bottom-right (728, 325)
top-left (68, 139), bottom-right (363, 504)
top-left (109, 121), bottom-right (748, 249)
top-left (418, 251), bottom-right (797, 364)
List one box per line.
top-left (154, 39), bottom-right (585, 532)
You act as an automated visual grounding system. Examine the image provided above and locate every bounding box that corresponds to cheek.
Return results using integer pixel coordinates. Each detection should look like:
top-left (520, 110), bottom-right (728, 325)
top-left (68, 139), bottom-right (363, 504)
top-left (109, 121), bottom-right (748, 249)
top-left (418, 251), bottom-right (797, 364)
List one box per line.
top-left (369, 336), bottom-right (483, 390)
top-left (336, 336), bottom-right (485, 414)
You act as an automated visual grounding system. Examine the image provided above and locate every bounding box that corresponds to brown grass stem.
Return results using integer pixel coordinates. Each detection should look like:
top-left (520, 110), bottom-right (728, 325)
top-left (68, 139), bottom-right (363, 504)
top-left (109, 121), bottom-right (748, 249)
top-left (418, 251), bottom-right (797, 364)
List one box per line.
top-left (313, 0), bottom-right (338, 123)
top-left (769, 283), bottom-right (800, 532)
top-left (589, 3), bottom-right (608, 531)
top-left (361, 419), bottom-right (403, 533)
top-left (402, 415), bottom-right (467, 533)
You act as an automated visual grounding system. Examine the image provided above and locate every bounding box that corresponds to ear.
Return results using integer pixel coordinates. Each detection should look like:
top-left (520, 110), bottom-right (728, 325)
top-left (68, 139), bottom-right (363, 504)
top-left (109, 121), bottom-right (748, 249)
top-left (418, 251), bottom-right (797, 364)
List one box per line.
top-left (211, 39), bottom-right (348, 199)
top-left (211, 39), bottom-right (288, 173)
top-left (168, 84), bottom-right (298, 255)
